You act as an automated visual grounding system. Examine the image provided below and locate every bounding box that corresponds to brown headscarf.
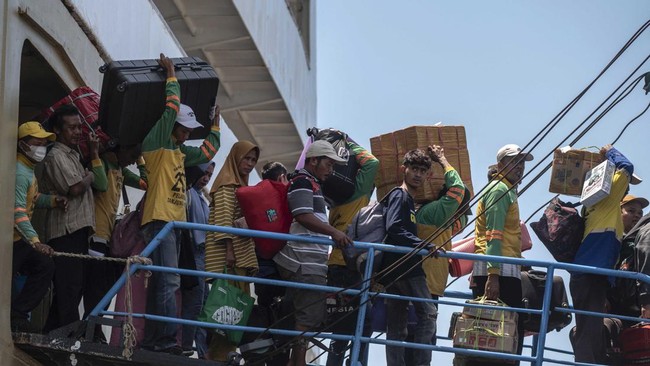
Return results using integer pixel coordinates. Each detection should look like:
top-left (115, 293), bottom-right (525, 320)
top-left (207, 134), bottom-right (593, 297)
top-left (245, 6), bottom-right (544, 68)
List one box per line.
top-left (210, 140), bottom-right (259, 193)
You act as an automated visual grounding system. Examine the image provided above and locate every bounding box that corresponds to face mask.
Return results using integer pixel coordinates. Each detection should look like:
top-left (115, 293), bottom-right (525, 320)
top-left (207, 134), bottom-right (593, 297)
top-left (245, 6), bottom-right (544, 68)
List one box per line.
top-left (24, 145), bottom-right (47, 162)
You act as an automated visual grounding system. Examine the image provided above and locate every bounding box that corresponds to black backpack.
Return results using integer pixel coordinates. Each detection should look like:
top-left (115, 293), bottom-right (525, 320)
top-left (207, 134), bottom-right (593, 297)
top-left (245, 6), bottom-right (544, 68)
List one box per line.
top-left (307, 127), bottom-right (359, 205)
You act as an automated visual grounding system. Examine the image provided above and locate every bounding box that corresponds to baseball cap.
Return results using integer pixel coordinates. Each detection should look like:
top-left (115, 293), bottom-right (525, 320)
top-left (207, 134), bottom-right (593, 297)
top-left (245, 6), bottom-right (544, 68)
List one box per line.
top-left (631, 173), bottom-right (643, 185)
top-left (305, 140), bottom-right (347, 164)
top-left (621, 194), bottom-right (649, 209)
top-left (18, 121), bottom-right (55, 141)
top-left (496, 144), bottom-right (534, 162)
top-left (176, 104), bottom-right (203, 129)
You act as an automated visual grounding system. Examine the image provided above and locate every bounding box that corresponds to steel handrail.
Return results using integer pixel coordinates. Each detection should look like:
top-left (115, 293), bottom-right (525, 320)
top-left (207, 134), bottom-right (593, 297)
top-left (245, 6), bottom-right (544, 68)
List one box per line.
top-left (89, 221), bottom-right (650, 366)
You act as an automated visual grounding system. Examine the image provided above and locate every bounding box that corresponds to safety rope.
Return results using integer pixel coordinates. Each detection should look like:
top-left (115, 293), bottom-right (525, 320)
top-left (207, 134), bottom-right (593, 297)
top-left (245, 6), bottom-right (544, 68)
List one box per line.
top-left (51, 251), bottom-right (152, 359)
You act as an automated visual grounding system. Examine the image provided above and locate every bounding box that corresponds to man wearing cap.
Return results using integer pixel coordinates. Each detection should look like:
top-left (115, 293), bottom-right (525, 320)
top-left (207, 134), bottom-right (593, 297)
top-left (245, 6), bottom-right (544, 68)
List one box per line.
top-left (12, 122), bottom-right (64, 332)
top-left (35, 104), bottom-right (108, 333)
top-left (606, 194), bottom-right (649, 326)
top-left (571, 145), bottom-right (638, 364)
top-left (273, 140), bottom-right (352, 366)
top-left (470, 143), bottom-right (533, 365)
top-left (140, 54), bottom-right (221, 354)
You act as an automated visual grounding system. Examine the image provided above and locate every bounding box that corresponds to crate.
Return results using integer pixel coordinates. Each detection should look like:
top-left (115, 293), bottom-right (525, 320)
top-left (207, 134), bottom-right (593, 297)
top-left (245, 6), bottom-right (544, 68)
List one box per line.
top-left (370, 126), bottom-right (473, 203)
top-left (549, 148), bottom-right (603, 196)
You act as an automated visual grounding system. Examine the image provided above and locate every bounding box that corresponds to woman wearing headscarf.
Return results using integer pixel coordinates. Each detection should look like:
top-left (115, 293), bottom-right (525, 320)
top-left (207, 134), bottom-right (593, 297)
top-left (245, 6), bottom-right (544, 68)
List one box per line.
top-left (204, 140), bottom-right (259, 361)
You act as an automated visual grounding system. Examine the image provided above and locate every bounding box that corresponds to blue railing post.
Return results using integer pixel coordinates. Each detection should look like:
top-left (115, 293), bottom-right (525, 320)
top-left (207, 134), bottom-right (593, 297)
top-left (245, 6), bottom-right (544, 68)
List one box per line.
top-left (350, 247), bottom-right (374, 365)
top-left (88, 221), bottom-right (174, 317)
top-left (534, 265), bottom-right (555, 366)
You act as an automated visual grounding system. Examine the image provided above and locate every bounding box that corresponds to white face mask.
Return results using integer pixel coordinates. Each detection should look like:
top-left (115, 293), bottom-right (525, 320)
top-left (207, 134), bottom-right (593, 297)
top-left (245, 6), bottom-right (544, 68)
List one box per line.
top-left (24, 145), bottom-right (47, 162)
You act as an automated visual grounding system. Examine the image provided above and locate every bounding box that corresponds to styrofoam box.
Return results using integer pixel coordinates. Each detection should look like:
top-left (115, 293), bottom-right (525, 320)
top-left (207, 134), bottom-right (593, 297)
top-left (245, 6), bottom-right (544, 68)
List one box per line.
top-left (580, 160), bottom-right (615, 208)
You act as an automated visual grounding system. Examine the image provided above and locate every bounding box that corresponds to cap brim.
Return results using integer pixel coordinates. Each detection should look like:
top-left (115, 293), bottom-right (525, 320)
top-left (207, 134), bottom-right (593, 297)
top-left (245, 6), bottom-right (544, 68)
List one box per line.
top-left (631, 173), bottom-right (643, 185)
top-left (31, 131), bottom-right (56, 141)
top-left (177, 119), bottom-right (203, 129)
top-left (329, 154), bottom-right (347, 164)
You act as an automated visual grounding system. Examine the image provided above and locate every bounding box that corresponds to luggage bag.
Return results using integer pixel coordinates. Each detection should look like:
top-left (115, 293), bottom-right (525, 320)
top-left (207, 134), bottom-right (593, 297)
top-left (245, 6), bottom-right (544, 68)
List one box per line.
top-left (98, 57), bottom-right (219, 145)
top-left (620, 323), bottom-right (650, 365)
top-left (307, 127), bottom-right (359, 205)
top-left (520, 269), bottom-right (572, 333)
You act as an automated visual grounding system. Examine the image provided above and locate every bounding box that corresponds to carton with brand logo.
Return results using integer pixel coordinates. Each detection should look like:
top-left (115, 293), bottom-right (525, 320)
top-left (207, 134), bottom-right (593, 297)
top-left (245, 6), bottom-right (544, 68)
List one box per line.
top-left (453, 316), bottom-right (518, 354)
top-left (549, 147), bottom-right (603, 196)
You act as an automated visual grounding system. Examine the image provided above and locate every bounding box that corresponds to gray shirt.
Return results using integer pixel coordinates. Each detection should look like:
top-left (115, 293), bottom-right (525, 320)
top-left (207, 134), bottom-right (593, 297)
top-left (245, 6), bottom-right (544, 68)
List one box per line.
top-left (274, 169), bottom-right (329, 276)
top-left (34, 142), bottom-right (95, 242)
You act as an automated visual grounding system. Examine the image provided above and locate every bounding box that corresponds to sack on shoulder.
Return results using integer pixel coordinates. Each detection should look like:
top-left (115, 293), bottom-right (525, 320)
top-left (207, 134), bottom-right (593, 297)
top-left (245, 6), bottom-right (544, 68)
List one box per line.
top-left (109, 196), bottom-right (145, 258)
top-left (530, 197), bottom-right (584, 263)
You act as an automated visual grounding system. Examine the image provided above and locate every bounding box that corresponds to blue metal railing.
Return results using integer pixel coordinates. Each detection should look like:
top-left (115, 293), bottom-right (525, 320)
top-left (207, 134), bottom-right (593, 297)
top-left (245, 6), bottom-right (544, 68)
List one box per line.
top-left (90, 222), bottom-right (650, 365)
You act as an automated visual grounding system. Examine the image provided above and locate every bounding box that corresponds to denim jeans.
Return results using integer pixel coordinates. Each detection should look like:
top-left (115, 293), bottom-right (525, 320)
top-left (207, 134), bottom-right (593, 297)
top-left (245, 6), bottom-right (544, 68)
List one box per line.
top-left (142, 220), bottom-right (181, 351)
top-left (385, 275), bottom-right (437, 366)
top-left (181, 242), bottom-right (206, 350)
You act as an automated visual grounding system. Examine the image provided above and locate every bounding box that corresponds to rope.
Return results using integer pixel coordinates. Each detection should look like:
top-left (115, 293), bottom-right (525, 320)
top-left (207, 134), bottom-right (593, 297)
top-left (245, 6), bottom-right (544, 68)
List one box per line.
top-left (51, 251), bottom-right (152, 359)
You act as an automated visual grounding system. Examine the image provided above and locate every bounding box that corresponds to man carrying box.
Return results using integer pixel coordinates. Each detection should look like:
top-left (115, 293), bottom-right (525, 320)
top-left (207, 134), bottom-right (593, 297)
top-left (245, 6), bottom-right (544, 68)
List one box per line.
top-left (571, 145), bottom-right (639, 364)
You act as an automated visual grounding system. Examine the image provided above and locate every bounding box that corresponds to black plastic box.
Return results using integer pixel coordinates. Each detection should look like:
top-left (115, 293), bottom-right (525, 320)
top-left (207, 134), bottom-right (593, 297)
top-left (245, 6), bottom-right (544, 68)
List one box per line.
top-left (98, 57), bottom-right (219, 145)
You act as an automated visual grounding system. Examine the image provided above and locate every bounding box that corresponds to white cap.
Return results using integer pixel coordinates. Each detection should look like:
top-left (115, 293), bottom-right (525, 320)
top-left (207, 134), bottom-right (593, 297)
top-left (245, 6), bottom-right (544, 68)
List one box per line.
top-left (306, 140), bottom-right (347, 164)
top-left (496, 144), bottom-right (534, 162)
top-left (176, 104), bottom-right (203, 129)
top-left (631, 173), bottom-right (643, 185)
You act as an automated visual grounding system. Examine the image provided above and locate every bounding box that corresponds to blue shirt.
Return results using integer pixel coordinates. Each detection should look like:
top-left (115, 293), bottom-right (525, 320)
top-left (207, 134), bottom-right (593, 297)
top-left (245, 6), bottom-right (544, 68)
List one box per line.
top-left (187, 187), bottom-right (210, 245)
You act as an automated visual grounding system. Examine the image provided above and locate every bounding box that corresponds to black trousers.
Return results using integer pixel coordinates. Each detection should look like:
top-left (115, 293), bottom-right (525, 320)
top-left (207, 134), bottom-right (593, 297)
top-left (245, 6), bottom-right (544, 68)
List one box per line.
top-left (44, 227), bottom-right (89, 332)
top-left (12, 240), bottom-right (55, 319)
top-left (464, 275), bottom-right (525, 366)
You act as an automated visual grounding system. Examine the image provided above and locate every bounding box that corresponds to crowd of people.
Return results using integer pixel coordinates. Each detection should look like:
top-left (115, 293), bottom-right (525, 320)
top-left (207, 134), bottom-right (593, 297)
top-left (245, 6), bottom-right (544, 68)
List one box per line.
top-left (11, 53), bottom-right (650, 366)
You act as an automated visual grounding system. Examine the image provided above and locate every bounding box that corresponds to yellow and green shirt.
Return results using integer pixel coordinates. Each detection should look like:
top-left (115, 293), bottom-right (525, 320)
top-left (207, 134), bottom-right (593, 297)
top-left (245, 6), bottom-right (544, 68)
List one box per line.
top-left (14, 154), bottom-right (56, 244)
top-left (141, 77), bottom-right (221, 225)
top-left (328, 142), bottom-right (379, 266)
top-left (474, 174), bottom-right (522, 274)
top-left (94, 156), bottom-right (147, 241)
top-left (416, 167), bottom-right (465, 296)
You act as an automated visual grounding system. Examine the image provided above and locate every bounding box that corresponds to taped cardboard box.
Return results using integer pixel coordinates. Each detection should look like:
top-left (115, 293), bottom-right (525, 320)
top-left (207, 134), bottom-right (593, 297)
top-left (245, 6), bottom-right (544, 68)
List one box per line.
top-left (581, 160), bottom-right (615, 208)
top-left (370, 126), bottom-right (473, 203)
top-left (453, 316), bottom-right (518, 354)
top-left (549, 148), bottom-right (603, 196)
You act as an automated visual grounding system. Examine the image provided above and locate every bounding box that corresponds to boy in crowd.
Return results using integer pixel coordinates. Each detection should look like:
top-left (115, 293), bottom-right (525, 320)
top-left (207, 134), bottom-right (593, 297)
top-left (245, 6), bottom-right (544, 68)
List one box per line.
top-left (380, 149), bottom-right (437, 366)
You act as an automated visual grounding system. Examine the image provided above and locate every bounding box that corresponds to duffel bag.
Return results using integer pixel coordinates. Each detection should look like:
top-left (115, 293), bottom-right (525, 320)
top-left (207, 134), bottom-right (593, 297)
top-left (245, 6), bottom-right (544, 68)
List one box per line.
top-left (530, 197), bottom-right (584, 263)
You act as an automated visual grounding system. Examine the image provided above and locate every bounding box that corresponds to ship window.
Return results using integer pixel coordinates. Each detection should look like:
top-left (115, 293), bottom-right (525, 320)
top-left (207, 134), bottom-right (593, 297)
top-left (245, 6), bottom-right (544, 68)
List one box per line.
top-left (19, 40), bottom-right (68, 123)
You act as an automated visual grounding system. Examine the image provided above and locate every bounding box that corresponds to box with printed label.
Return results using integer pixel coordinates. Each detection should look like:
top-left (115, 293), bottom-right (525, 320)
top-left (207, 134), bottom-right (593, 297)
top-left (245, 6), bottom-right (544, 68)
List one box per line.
top-left (549, 148), bottom-right (603, 196)
top-left (580, 160), bottom-right (615, 208)
top-left (370, 125), bottom-right (473, 203)
top-left (453, 316), bottom-right (518, 354)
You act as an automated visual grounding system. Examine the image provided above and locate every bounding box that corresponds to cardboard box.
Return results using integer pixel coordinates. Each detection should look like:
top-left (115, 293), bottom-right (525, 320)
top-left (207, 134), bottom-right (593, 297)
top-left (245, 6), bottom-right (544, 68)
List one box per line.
top-left (462, 299), bottom-right (519, 323)
top-left (549, 148), bottom-right (603, 196)
top-left (370, 126), bottom-right (473, 203)
top-left (580, 160), bottom-right (615, 208)
top-left (453, 316), bottom-right (518, 354)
